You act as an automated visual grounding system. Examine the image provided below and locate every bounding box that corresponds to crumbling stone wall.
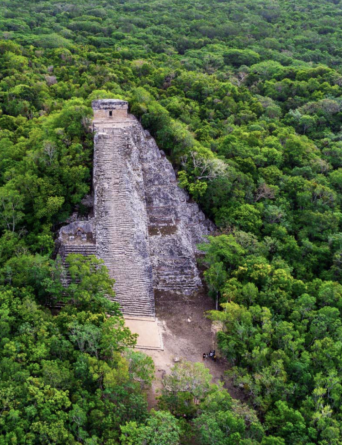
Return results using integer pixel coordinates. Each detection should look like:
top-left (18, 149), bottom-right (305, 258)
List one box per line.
top-left (58, 100), bottom-right (214, 317)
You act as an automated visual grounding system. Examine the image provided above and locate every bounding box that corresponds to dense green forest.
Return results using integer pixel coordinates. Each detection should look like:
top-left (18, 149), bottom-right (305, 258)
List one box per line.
top-left (1, 0), bottom-right (342, 443)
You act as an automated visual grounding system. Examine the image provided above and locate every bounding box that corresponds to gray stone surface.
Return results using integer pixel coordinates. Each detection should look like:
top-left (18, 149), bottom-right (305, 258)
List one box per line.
top-left (92, 99), bottom-right (128, 110)
top-left (58, 103), bottom-right (214, 317)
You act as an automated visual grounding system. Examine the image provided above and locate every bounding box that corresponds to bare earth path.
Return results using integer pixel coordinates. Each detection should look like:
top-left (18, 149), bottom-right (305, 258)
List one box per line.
top-left (142, 290), bottom-right (243, 408)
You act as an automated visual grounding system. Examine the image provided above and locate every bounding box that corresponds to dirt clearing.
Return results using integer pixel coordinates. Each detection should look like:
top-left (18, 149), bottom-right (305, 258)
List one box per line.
top-left (140, 290), bottom-right (243, 407)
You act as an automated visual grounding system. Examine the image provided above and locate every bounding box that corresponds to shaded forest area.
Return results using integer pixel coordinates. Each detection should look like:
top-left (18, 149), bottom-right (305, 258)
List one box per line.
top-left (1, 0), bottom-right (342, 443)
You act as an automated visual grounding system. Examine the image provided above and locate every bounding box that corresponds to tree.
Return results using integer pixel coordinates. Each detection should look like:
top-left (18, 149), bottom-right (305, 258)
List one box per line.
top-left (204, 261), bottom-right (227, 310)
top-left (265, 401), bottom-right (309, 444)
top-left (230, 205), bottom-right (263, 235)
top-left (0, 186), bottom-right (24, 232)
top-left (194, 410), bottom-right (246, 445)
top-left (159, 361), bottom-right (213, 416)
top-left (64, 254), bottom-right (118, 313)
top-left (163, 361), bottom-right (212, 399)
top-left (224, 49), bottom-right (260, 67)
top-left (120, 411), bottom-right (181, 445)
top-left (124, 349), bottom-right (155, 389)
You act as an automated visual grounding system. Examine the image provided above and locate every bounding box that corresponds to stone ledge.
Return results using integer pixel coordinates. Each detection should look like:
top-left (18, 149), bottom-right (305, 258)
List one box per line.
top-left (92, 99), bottom-right (128, 109)
top-left (124, 316), bottom-right (164, 350)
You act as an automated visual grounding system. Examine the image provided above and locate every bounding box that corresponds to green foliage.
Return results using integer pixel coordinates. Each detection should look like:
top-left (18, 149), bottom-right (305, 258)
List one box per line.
top-left (120, 410), bottom-right (181, 445)
top-left (224, 49), bottom-right (260, 67)
top-left (204, 232), bottom-right (342, 443)
top-left (0, 280), bottom-right (150, 443)
top-left (156, 361), bottom-right (280, 444)
top-left (1, 0), bottom-right (342, 443)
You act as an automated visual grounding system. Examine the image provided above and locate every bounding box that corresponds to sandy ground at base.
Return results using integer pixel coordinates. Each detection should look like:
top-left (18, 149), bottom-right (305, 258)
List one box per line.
top-left (124, 316), bottom-right (163, 350)
top-left (136, 291), bottom-right (244, 408)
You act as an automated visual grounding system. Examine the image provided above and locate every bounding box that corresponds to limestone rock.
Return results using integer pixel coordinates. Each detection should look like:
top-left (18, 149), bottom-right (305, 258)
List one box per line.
top-left (58, 100), bottom-right (214, 317)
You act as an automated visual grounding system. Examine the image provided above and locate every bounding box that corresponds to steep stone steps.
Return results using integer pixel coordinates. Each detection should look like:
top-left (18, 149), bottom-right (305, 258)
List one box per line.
top-left (62, 245), bottom-right (97, 257)
top-left (94, 127), bottom-right (155, 317)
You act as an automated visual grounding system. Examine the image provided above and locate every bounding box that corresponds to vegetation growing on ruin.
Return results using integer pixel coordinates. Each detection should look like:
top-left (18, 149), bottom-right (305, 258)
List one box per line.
top-left (2, 0), bottom-right (342, 443)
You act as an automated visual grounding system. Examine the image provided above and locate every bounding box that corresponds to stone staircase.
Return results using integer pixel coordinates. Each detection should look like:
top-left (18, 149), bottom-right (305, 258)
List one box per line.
top-left (94, 126), bottom-right (155, 317)
top-left (62, 244), bottom-right (97, 257)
